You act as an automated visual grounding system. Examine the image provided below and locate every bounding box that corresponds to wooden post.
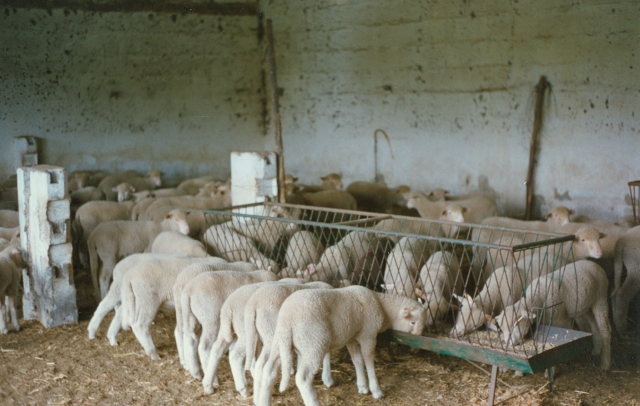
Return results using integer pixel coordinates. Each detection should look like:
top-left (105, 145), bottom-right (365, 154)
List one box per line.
top-left (525, 76), bottom-right (551, 220)
top-left (264, 19), bottom-right (286, 204)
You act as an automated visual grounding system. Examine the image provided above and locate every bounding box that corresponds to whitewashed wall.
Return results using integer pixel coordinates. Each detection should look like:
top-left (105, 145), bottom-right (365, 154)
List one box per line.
top-left (0, 8), bottom-right (264, 181)
top-left (1, 1), bottom-right (638, 221)
top-left (263, 0), bottom-right (640, 220)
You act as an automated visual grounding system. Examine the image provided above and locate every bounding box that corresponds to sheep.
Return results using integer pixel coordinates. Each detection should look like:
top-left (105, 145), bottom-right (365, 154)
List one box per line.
top-left (372, 210), bottom-right (463, 247)
top-left (87, 254), bottom-right (227, 345)
top-left (177, 176), bottom-right (223, 195)
top-left (243, 282), bottom-right (334, 403)
top-left (87, 208), bottom-right (190, 300)
top-left (69, 186), bottom-right (104, 206)
top-left (0, 210), bottom-right (19, 228)
top-left (479, 206), bottom-right (573, 233)
top-left (146, 187), bottom-right (187, 198)
top-left (611, 226), bottom-right (640, 335)
top-left (257, 286), bottom-right (427, 406)
top-left (112, 182), bottom-right (137, 203)
top-left (180, 270), bottom-right (279, 379)
top-left (405, 190), bottom-right (497, 225)
top-left (0, 227), bottom-right (19, 242)
top-left (230, 205), bottom-right (299, 258)
top-left (279, 230), bottom-right (324, 278)
top-left (141, 183), bottom-right (231, 220)
top-left (150, 230), bottom-right (208, 257)
top-left (120, 260), bottom-right (261, 362)
top-left (98, 170), bottom-right (160, 201)
top-left (382, 236), bottom-right (432, 300)
top-left (299, 190), bottom-right (357, 212)
top-left (72, 200), bottom-right (135, 268)
top-left (556, 220), bottom-right (628, 260)
top-left (295, 173), bottom-right (343, 193)
top-left (0, 246), bottom-right (25, 333)
top-left (493, 260), bottom-right (611, 370)
top-left (345, 181), bottom-right (410, 213)
top-left (342, 236), bottom-right (394, 290)
top-left (201, 278), bottom-right (303, 397)
top-left (203, 223), bottom-right (279, 272)
top-left (172, 260), bottom-right (258, 369)
top-left (415, 251), bottom-right (463, 329)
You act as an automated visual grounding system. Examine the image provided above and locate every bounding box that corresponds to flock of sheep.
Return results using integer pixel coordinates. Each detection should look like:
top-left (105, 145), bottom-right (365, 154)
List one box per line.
top-left (0, 168), bottom-right (639, 405)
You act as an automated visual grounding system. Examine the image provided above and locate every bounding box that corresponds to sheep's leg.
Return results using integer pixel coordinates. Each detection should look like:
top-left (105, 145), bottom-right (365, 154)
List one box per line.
top-left (5, 296), bottom-right (18, 331)
top-left (228, 338), bottom-right (250, 398)
top-left (612, 273), bottom-right (640, 335)
top-left (359, 340), bottom-right (383, 399)
top-left (592, 300), bottom-right (612, 370)
top-left (295, 353), bottom-right (322, 406)
top-left (197, 324), bottom-right (219, 381)
top-left (0, 300), bottom-right (8, 334)
top-left (321, 352), bottom-right (333, 387)
top-left (174, 324), bottom-right (186, 369)
top-left (252, 347), bottom-right (270, 406)
top-left (346, 343), bottom-right (368, 394)
top-left (106, 305), bottom-right (123, 346)
top-left (130, 304), bottom-right (160, 360)
top-left (99, 258), bottom-right (117, 300)
top-left (183, 329), bottom-right (202, 380)
top-left (202, 336), bottom-right (230, 394)
top-left (87, 289), bottom-right (120, 339)
top-left (258, 355), bottom-right (280, 406)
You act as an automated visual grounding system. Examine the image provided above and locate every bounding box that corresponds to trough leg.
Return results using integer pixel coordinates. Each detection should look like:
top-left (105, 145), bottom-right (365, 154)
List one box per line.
top-left (547, 367), bottom-right (554, 391)
top-left (487, 365), bottom-right (498, 406)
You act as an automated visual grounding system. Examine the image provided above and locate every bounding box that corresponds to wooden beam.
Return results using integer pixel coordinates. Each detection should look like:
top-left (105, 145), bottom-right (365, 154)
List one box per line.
top-left (264, 19), bottom-right (286, 204)
top-left (525, 76), bottom-right (551, 220)
top-left (0, 0), bottom-right (259, 16)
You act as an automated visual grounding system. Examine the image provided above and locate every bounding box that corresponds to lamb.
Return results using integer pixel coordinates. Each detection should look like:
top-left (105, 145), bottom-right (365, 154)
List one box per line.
top-left (382, 236), bottom-right (432, 300)
top-left (87, 254), bottom-right (227, 345)
top-left (279, 230), bottom-right (324, 278)
top-left (295, 173), bottom-right (343, 193)
top-left (257, 286), bottom-right (427, 406)
top-left (201, 278), bottom-right (303, 397)
top-left (556, 220), bottom-right (628, 259)
top-left (98, 170), bottom-right (161, 201)
top-left (0, 210), bottom-right (19, 228)
top-left (177, 176), bottom-right (223, 195)
top-left (345, 181), bottom-right (410, 213)
top-left (299, 190), bottom-right (357, 212)
top-left (120, 260), bottom-right (260, 362)
top-left (478, 206), bottom-right (574, 234)
top-left (343, 236), bottom-right (394, 289)
top-left (112, 182), bottom-right (137, 202)
top-left (203, 223), bottom-right (279, 272)
top-left (87, 208), bottom-right (190, 300)
top-left (141, 183), bottom-right (231, 220)
top-left (72, 200), bottom-right (135, 268)
top-left (0, 246), bottom-right (26, 333)
top-left (372, 207), bottom-right (465, 246)
top-left (172, 260), bottom-right (258, 369)
top-left (493, 260), bottom-right (611, 370)
top-left (151, 230), bottom-right (208, 257)
top-left (230, 205), bottom-right (299, 258)
top-left (70, 186), bottom-right (104, 206)
top-left (415, 251), bottom-right (463, 329)
top-left (243, 282), bottom-right (334, 403)
top-left (611, 226), bottom-right (640, 335)
top-left (0, 227), bottom-right (19, 242)
top-left (405, 190), bottom-right (497, 225)
top-left (180, 270), bottom-right (279, 379)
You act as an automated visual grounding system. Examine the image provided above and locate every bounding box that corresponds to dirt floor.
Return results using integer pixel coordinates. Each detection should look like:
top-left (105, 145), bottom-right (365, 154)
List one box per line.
top-left (1, 269), bottom-right (639, 406)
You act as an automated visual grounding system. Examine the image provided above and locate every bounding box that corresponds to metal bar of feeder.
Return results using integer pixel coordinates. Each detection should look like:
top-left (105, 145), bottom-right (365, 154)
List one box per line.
top-left (333, 216), bottom-right (393, 226)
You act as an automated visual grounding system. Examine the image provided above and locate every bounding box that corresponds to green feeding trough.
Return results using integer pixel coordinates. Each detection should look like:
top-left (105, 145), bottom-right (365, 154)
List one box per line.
top-left (203, 202), bottom-right (596, 406)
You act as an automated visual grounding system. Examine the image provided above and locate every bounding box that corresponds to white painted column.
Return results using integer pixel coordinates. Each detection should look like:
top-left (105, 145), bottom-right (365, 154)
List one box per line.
top-left (230, 151), bottom-right (278, 214)
top-left (17, 165), bottom-right (77, 328)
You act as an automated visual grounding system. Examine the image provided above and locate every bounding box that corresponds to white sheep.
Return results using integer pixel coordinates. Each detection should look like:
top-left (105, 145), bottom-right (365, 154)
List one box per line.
top-left (87, 208), bottom-right (190, 300)
top-left (243, 281), bottom-right (334, 403)
top-left (70, 186), bottom-right (105, 206)
top-left (279, 230), bottom-right (324, 278)
top-left (493, 260), bottom-right (611, 370)
top-left (294, 173), bottom-right (343, 193)
top-left (0, 227), bottom-right (19, 242)
top-left (230, 205), bottom-right (299, 258)
top-left (423, 190), bottom-right (498, 225)
top-left (112, 182), bottom-right (137, 203)
top-left (415, 251), bottom-right (463, 329)
top-left (151, 230), bottom-right (207, 257)
top-left (297, 190), bottom-right (357, 212)
top-left (203, 223), bottom-right (279, 272)
top-left (87, 254), bottom-right (227, 345)
top-left (72, 200), bottom-right (136, 268)
top-left (405, 190), bottom-right (496, 225)
top-left (611, 226), bottom-right (640, 335)
top-left (257, 286), bottom-right (426, 406)
top-left (141, 183), bottom-right (231, 220)
top-left (177, 176), bottom-right (223, 195)
top-left (180, 270), bottom-right (279, 379)
top-left (0, 246), bottom-right (25, 333)
top-left (201, 278), bottom-right (303, 397)
top-left (345, 181), bottom-right (410, 213)
top-left (172, 260), bottom-right (258, 370)
top-left (478, 205), bottom-right (573, 233)
top-left (98, 170), bottom-right (162, 201)
top-left (382, 236), bottom-right (432, 300)
top-left (0, 210), bottom-right (19, 228)
top-left (557, 220), bottom-right (628, 260)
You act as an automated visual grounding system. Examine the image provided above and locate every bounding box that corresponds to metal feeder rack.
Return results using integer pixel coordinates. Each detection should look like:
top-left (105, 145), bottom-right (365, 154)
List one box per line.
top-left (628, 180), bottom-right (640, 225)
top-left (203, 202), bottom-right (592, 405)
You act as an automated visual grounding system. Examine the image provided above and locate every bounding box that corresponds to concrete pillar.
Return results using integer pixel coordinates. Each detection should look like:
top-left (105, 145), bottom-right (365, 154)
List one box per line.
top-left (230, 151), bottom-right (278, 213)
top-left (17, 165), bottom-right (77, 328)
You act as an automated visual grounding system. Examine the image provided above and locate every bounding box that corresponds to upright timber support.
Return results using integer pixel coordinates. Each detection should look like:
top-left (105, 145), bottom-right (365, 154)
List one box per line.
top-left (17, 165), bottom-right (77, 328)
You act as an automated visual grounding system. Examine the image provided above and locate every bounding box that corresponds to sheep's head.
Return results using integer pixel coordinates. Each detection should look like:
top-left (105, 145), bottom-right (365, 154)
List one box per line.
top-left (450, 293), bottom-right (486, 338)
top-left (165, 209), bottom-right (190, 235)
top-left (427, 188), bottom-right (449, 202)
top-left (494, 305), bottom-right (534, 347)
top-left (393, 305), bottom-right (427, 336)
top-left (146, 169), bottom-right (163, 187)
top-left (113, 182), bottom-right (136, 202)
top-left (320, 173), bottom-right (343, 190)
top-left (546, 206), bottom-right (573, 227)
top-left (574, 227), bottom-right (604, 259)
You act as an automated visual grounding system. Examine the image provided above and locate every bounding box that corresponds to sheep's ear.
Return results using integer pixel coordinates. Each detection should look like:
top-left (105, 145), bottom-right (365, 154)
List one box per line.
top-left (305, 263), bottom-right (316, 275)
top-left (267, 265), bottom-right (273, 272)
top-left (545, 212), bottom-right (552, 219)
top-left (485, 318), bottom-right (499, 332)
top-left (320, 175), bottom-right (327, 181)
top-left (414, 287), bottom-right (426, 300)
top-left (165, 213), bottom-right (172, 220)
top-left (400, 306), bottom-right (416, 319)
top-left (465, 293), bottom-right (474, 303)
top-left (569, 209), bottom-right (575, 215)
top-left (599, 232), bottom-right (607, 239)
top-left (186, 210), bottom-right (192, 215)
top-left (462, 206), bottom-right (469, 214)
top-left (441, 209), bottom-right (447, 216)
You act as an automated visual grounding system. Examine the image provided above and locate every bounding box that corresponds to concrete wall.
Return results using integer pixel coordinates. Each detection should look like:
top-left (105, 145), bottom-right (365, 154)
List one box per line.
top-left (1, 7), bottom-right (264, 181)
top-left (263, 0), bottom-right (640, 220)
top-left (2, 1), bottom-right (639, 221)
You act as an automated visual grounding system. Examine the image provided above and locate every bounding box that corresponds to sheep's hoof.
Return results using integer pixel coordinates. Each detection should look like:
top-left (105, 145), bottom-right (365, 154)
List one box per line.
top-left (149, 352), bottom-right (160, 361)
top-left (0, 329), bottom-right (7, 335)
top-left (371, 389), bottom-right (383, 399)
top-left (87, 332), bottom-right (96, 340)
top-left (189, 370), bottom-right (203, 380)
top-left (358, 385), bottom-right (369, 395)
top-left (322, 377), bottom-right (334, 388)
top-left (513, 370), bottom-right (524, 377)
top-left (238, 388), bottom-right (250, 398)
top-left (108, 338), bottom-right (118, 346)
top-left (203, 385), bottom-right (214, 395)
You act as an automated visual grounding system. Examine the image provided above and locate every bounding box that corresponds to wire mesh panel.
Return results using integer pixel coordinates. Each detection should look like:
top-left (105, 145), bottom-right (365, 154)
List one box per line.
top-left (203, 202), bottom-right (585, 362)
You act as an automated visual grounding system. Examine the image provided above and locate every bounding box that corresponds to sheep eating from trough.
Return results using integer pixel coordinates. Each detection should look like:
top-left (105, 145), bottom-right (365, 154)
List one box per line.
top-left (0, 246), bottom-right (26, 334)
top-left (257, 285), bottom-right (427, 406)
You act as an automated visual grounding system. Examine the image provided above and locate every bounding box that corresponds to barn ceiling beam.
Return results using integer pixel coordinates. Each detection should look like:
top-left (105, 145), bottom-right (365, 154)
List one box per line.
top-left (0, 0), bottom-right (259, 16)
